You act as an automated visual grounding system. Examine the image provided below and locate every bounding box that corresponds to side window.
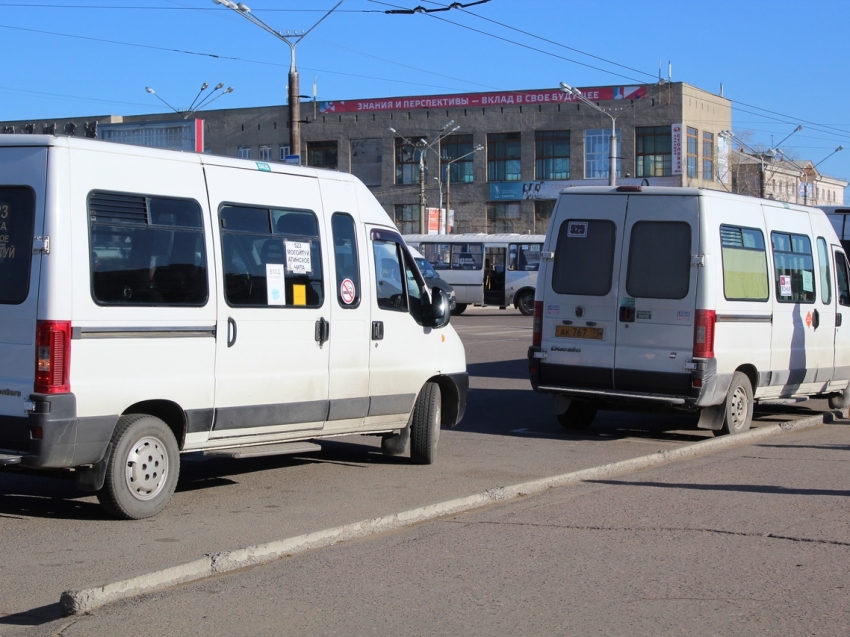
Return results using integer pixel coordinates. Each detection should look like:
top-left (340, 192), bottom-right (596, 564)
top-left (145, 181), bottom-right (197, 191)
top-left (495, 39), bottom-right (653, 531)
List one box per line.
top-left (509, 243), bottom-right (543, 271)
top-left (451, 243), bottom-right (484, 270)
top-left (421, 242), bottom-right (450, 270)
top-left (817, 237), bottom-right (832, 305)
top-left (835, 252), bottom-right (850, 307)
top-left (374, 238), bottom-right (407, 312)
top-left (331, 213), bottom-right (361, 309)
top-left (88, 191), bottom-right (208, 306)
top-left (720, 225), bottom-right (769, 301)
top-left (0, 186), bottom-right (36, 305)
top-left (626, 221), bottom-right (691, 300)
top-left (553, 219), bottom-right (616, 296)
top-left (771, 232), bottom-right (815, 304)
top-left (220, 204), bottom-right (324, 308)
top-left (404, 250), bottom-right (427, 325)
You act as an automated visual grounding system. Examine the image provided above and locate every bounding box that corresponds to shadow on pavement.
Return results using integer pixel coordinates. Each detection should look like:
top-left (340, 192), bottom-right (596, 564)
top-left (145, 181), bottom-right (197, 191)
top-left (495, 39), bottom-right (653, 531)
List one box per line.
top-left (586, 478), bottom-right (850, 497)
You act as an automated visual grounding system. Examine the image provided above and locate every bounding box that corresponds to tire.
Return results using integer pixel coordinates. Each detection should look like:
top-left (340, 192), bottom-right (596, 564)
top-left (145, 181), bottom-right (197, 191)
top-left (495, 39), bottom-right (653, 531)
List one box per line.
top-left (410, 382), bottom-right (441, 465)
top-left (96, 414), bottom-right (180, 520)
top-left (451, 303), bottom-right (467, 316)
top-left (516, 290), bottom-right (535, 316)
top-left (716, 371), bottom-right (754, 436)
top-left (828, 385), bottom-right (850, 409)
top-left (556, 401), bottom-right (597, 430)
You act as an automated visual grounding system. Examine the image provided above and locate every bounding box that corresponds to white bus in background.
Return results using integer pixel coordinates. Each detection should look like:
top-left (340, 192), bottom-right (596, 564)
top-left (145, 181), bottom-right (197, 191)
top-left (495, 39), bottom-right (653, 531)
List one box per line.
top-left (403, 233), bottom-right (545, 315)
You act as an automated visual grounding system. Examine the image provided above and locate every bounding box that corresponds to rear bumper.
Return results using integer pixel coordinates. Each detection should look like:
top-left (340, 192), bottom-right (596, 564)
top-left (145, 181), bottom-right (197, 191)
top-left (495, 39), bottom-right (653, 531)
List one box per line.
top-left (0, 393), bottom-right (116, 468)
top-left (528, 347), bottom-right (721, 408)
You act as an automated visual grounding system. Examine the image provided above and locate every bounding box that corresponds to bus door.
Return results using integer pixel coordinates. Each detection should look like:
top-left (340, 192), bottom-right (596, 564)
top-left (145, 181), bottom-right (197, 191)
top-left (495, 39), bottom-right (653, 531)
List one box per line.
top-left (484, 246), bottom-right (506, 305)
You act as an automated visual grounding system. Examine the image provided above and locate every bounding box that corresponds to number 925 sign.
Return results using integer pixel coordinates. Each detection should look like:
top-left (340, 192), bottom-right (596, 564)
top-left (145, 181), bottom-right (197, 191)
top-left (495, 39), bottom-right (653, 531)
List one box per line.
top-left (567, 221), bottom-right (588, 238)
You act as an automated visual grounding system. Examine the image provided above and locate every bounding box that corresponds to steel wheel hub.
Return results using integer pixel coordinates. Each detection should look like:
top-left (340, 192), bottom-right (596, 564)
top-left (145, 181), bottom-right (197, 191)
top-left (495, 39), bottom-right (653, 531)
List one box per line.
top-left (124, 436), bottom-right (169, 501)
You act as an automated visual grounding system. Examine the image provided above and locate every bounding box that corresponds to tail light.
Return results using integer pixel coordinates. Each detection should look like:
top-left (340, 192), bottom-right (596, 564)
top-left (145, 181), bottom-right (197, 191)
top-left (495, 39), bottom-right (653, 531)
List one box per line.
top-left (35, 320), bottom-right (71, 394)
top-left (693, 310), bottom-right (716, 359)
top-left (532, 301), bottom-right (543, 347)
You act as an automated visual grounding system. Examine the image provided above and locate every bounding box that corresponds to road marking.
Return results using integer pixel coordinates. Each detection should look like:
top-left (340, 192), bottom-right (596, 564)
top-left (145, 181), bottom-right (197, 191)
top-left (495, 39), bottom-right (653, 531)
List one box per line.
top-left (59, 412), bottom-right (836, 616)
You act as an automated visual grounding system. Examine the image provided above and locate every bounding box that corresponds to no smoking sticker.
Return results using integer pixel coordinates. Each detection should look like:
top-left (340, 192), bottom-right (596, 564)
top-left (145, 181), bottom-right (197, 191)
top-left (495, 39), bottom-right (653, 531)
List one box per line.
top-left (340, 278), bottom-right (356, 305)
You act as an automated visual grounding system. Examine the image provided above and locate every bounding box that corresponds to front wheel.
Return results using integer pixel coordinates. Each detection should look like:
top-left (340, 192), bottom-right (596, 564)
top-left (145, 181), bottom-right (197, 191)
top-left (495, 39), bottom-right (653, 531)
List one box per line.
top-left (410, 382), bottom-right (441, 464)
top-left (451, 303), bottom-right (467, 316)
top-left (96, 414), bottom-right (180, 520)
top-left (516, 290), bottom-right (535, 316)
top-left (714, 371), bottom-right (753, 436)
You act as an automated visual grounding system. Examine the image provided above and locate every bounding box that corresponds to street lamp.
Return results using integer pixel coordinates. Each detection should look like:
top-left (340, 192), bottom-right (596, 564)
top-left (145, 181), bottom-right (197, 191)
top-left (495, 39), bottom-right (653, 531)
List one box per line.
top-left (145, 83), bottom-right (234, 119)
top-left (212, 0), bottom-right (344, 164)
top-left (389, 122), bottom-right (460, 232)
top-left (444, 145), bottom-right (484, 232)
top-left (560, 82), bottom-right (624, 186)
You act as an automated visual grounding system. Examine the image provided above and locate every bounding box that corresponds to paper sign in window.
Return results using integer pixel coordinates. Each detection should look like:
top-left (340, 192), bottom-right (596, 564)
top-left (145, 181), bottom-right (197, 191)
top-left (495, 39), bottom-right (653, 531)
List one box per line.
top-left (266, 263), bottom-right (286, 305)
top-left (780, 275), bottom-right (792, 297)
top-left (285, 241), bottom-right (312, 274)
top-left (802, 270), bottom-right (814, 293)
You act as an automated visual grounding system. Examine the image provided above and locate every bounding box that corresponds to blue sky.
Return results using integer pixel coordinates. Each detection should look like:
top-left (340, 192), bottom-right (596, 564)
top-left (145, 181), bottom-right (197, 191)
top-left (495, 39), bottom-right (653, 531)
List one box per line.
top-left (1, 0), bottom-right (848, 200)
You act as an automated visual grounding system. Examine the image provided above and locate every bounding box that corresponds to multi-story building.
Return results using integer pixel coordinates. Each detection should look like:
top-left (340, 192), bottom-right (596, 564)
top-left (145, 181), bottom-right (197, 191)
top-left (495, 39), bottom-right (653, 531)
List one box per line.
top-left (1, 81), bottom-right (735, 233)
top-left (728, 149), bottom-right (846, 206)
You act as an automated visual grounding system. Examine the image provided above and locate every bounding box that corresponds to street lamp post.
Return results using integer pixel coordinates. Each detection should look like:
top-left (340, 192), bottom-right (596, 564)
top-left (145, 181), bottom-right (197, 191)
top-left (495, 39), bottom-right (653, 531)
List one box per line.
top-left (444, 144), bottom-right (484, 233)
top-left (389, 122), bottom-right (459, 232)
top-left (212, 0), bottom-right (344, 164)
top-left (145, 83), bottom-right (234, 119)
top-left (559, 82), bottom-right (624, 186)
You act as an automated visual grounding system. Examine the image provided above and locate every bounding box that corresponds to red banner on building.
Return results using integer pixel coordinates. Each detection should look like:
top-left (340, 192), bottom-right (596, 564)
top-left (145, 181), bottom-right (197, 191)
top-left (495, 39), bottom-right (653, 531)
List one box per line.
top-left (319, 86), bottom-right (648, 114)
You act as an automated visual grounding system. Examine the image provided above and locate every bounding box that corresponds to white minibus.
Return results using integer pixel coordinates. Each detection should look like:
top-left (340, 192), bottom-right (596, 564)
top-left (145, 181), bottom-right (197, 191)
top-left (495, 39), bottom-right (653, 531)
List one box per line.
top-left (0, 135), bottom-right (468, 519)
top-left (530, 186), bottom-right (850, 435)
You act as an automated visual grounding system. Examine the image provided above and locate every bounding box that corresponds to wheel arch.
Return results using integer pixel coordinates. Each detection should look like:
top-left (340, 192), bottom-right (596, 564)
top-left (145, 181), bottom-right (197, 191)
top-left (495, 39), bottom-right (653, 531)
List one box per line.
top-left (734, 364), bottom-right (759, 393)
top-left (430, 374), bottom-right (464, 428)
top-left (122, 400), bottom-right (186, 450)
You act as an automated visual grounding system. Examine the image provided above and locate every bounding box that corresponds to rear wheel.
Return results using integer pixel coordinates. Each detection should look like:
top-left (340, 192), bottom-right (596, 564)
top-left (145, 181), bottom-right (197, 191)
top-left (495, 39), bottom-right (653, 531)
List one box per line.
top-left (715, 371), bottom-right (753, 436)
top-left (96, 414), bottom-right (180, 520)
top-left (451, 303), bottom-right (467, 316)
top-left (516, 290), bottom-right (535, 316)
top-left (556, 401), bottom-right (597, 430)
top-left (410, 382), bottom-right (441, 464)
top-left (828, 385), bottom-right (850, 409)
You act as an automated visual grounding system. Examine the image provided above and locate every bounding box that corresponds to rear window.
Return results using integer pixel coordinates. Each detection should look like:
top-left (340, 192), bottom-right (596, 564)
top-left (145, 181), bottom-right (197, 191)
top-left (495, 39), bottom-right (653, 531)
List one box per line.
top-left (0, 186), bottom-right (36, 305)
top-left (626, 221), bottom-right (691, 299)
top-left (552, 219), bottom-right (616, 296)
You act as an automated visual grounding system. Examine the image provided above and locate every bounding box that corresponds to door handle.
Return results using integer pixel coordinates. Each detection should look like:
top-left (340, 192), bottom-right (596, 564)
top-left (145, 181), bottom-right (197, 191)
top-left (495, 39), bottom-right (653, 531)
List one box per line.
top-left (372, 321), bottom-right (384, 341)
top-left (812, 308), bottom-right (820, 329)
top-left (837, 313), bottom-right (843, 327)
top-left (227, 317), bottom-right (237, 348)
top-left (314, 317), bottom-right (330, 346)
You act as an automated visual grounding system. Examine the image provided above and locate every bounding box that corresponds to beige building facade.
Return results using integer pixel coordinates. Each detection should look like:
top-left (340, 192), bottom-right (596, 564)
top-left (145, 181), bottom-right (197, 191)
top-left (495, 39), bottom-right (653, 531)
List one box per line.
top-left (1, 81), bottom-right (733, 233)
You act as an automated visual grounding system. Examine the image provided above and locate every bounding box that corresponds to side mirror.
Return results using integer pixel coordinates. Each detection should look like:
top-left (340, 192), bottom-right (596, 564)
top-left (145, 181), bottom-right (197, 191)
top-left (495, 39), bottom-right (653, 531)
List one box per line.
top-left (425, 287), bottom-right (451, 328)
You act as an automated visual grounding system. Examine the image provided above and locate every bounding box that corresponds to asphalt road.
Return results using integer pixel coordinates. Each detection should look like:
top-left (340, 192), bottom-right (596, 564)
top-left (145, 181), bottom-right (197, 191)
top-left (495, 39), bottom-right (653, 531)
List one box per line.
top-left (0, 306), bottom-right (841, 634)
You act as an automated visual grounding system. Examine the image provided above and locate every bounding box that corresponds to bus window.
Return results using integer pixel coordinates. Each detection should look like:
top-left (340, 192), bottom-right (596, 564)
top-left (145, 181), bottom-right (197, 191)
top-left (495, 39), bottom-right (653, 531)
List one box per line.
top-left (509, 243), bottom-right (543, 271)
top-left (451, 243), bottom-right (483, 270)
top-left (421, 242), bottom-right (451, 270)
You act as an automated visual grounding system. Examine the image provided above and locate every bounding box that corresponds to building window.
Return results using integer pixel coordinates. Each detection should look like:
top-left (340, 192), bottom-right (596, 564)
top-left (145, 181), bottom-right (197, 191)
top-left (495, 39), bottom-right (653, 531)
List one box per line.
top-left (258, 145), bottom-right (272, 162)
top-left (237, 146), bottom-right (251, 159)
top-left (535, 130), bottom-right (570, 180)
top-left (584, 129), bottom-right (620, 180)
top-left (703, 132), bottom-right (715, 182)
top-left (686, 127), bottom-right (698, 178)
top-left (395, 138), bottom-right (422, 185)
top-left (307, 140), bottom-right (338, 169)
top-left (279, 145), bottom-right (291, 161)
top-left (534, 200), bottom-right (556, 234)
top-left (635, 126), bottom-right (672, 178)
top-left (486, 201), bottom-right (521, 233)
top-left (487, 132), bottom-right (521, 182)
top-left (441, 134), bottom-right (474, 184)
top-left (394, 204), bottom-right (420, 234)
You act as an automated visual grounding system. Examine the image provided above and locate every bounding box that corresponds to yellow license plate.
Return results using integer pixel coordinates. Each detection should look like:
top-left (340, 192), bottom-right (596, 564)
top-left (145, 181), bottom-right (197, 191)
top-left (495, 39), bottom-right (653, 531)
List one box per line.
top-left (555, 325), bottom-right (604, 340)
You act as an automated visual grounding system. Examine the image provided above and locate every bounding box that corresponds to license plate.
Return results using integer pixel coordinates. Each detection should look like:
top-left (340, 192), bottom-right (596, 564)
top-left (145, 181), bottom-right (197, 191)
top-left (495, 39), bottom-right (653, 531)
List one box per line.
top-left (555, 325), bottom-right (604, 340)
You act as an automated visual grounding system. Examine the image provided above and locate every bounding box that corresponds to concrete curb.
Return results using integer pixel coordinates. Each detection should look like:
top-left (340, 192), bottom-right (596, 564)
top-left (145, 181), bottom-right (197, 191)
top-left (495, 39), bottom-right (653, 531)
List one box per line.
top-left (60, 411), bottom-right (839, 616)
